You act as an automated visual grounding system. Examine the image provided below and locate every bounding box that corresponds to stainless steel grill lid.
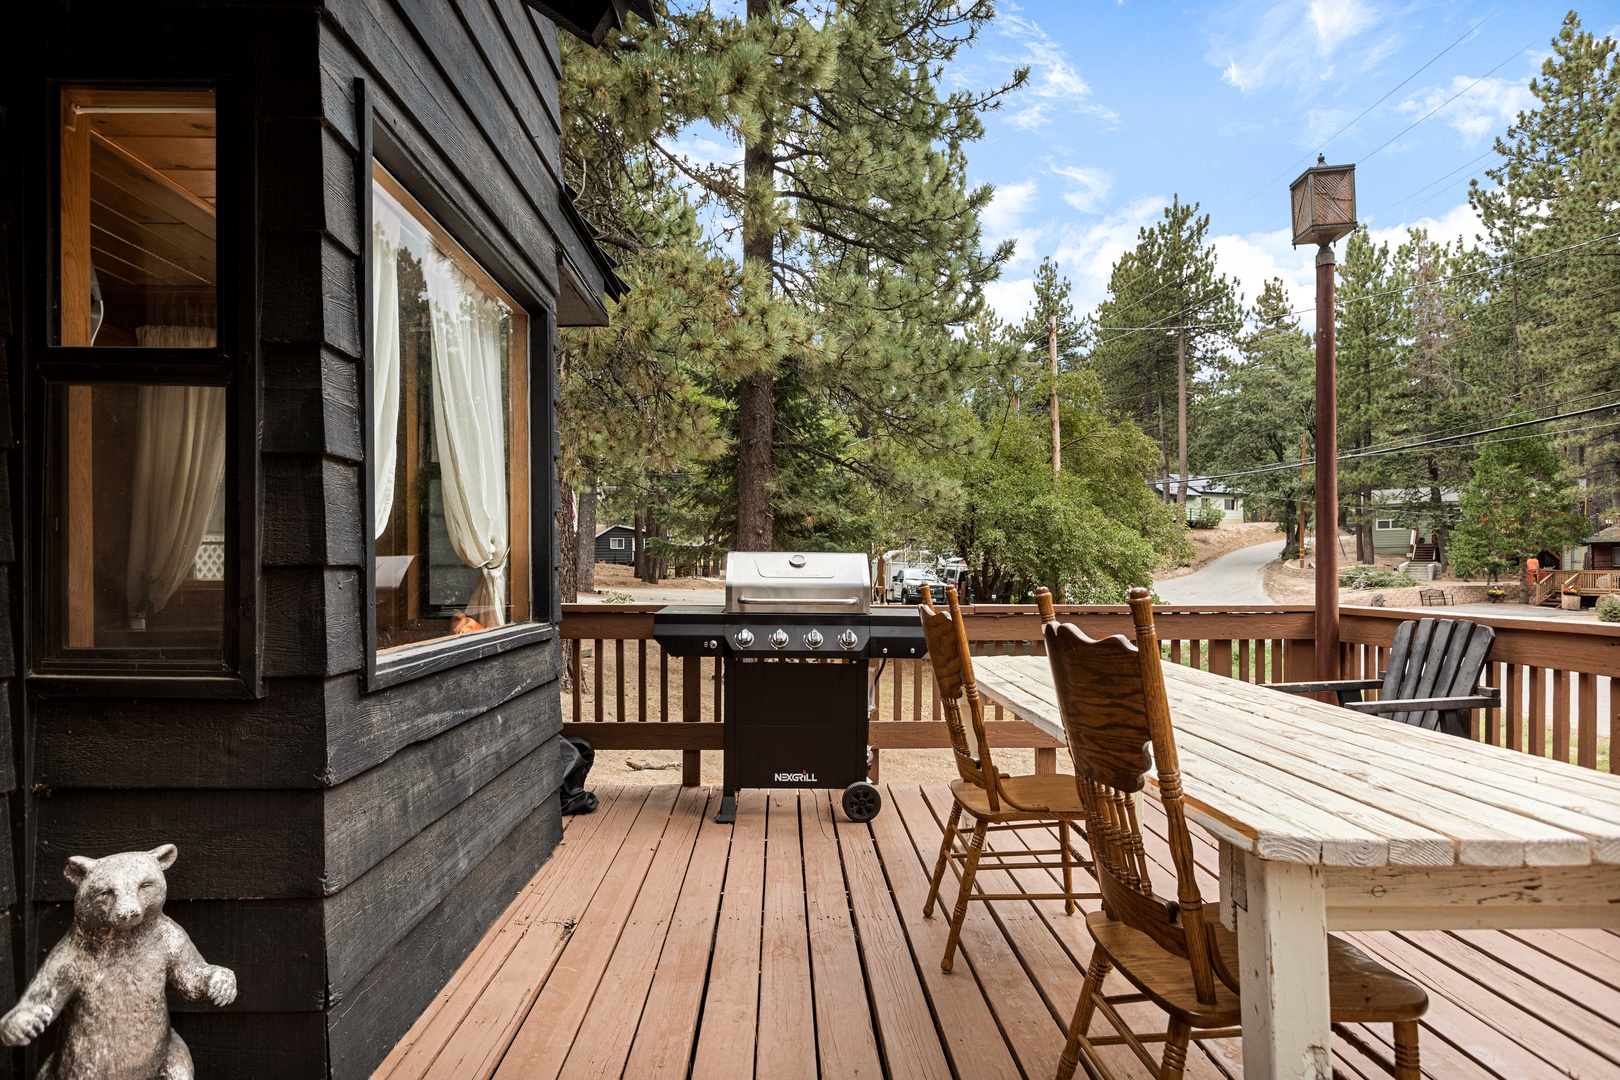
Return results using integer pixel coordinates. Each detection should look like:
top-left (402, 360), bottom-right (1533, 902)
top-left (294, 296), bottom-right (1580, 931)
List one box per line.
top-left (724, 551), bottom-right (871, 615)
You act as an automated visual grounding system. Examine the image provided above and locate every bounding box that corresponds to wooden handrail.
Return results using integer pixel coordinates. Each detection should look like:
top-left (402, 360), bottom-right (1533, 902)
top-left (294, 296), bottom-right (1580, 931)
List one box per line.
top-left (559, 602), bottom-right (1617, 781)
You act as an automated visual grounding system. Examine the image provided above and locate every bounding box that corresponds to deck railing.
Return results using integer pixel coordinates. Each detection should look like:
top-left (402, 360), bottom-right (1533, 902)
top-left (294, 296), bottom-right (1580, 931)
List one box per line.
top-left (1533, 568), bottom-right (1620, 605)
top-left (560, 603), bottom-right (1618, 784)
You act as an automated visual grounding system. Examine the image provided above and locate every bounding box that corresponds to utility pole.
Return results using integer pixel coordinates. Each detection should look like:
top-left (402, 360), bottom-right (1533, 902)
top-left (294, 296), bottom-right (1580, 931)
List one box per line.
top-left (1049, 315), bottom-right (1061, 474)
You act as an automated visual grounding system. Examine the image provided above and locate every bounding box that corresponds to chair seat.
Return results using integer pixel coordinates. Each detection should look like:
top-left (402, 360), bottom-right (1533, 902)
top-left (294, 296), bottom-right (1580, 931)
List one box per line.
top-left (1087, 910), bottom-right (1428, 1028)
top-left (949, 774), bottom-right (1086, 820)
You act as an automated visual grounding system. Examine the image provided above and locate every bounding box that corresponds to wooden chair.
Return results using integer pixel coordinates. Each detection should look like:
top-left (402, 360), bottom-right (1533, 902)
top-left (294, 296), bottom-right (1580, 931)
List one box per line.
top-left (1271, 616), bottom-right (1499, 738)
top-left (917, 584), bottom-right (1097, 973)
top-left (1038, 587), bottom-right (1428, 1080)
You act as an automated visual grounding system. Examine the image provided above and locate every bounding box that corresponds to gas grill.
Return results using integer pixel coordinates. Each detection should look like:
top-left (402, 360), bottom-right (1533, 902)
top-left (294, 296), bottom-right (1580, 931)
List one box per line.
top-left (653, 551), bottom-right (927, 823)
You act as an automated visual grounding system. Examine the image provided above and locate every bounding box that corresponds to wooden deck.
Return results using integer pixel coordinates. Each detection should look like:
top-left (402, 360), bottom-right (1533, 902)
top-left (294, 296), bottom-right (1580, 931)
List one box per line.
top-left (373, 783), bottom-right (1620, 1079)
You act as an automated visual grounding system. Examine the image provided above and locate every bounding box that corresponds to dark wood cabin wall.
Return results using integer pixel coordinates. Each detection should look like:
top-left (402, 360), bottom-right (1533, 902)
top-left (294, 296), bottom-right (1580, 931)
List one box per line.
top-left (315, 2), bottom-right (572, 1076)
top-left (0, 80), bottom-right (22, 1080)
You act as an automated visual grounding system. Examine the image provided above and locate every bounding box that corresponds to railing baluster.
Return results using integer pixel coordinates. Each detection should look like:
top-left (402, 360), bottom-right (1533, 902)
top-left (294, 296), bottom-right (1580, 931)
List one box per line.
top-left (1238, 639), bottom-right (1251, 683)
top-left (571, 639), bottom-right (583, 725)
top-left (616, 638), bottom-right (626, 722)
top-left (660, 646), bottom-right (669, 723)
top-left (892, 653), bottom-right (902, 721)
top-left (1531, 666), bottom-right (1548, 757)
top-left (594, 639), bottom-right (605, 724)
top-left (682, 655), bottom-right (701, 786)
top-left (1577, 670), bottom-right (1598, 770)
top-left (638, 639), bottom-right (647, 724)
top-left (1170, 640), bottom-right (1183, 666)
top-left (1554, 670), bottom-right (1572, 763)
top-left (1506, 663), bottom-right (1524, 754)
top-left (912, 658), bottom-right (922, 722)
top-left (1212, 639), bottom-right (1233, 680)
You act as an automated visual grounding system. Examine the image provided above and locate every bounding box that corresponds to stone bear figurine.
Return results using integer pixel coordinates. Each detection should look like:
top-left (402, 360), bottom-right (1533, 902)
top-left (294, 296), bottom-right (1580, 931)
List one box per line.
top-left (0, 845), bottom-right (236, 1079)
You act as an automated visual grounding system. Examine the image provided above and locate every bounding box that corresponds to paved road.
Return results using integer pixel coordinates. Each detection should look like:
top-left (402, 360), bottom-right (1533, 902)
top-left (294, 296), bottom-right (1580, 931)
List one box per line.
top-left (1154, 539), bottom-right (1283, 606)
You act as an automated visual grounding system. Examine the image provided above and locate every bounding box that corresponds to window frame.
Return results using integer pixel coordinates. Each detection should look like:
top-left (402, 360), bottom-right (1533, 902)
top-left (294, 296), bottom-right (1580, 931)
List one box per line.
top-left (1375, 519), bottom-right (1397, 531)
top-left (362, 99), bottom-right (556, 692)
top-left (26, 71), bottom-right (261, 699)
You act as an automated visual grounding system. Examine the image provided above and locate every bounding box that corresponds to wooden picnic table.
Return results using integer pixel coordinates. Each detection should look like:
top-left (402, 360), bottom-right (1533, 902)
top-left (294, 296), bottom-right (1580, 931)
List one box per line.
top-left (975, 653), bottom-right (1620, 1080)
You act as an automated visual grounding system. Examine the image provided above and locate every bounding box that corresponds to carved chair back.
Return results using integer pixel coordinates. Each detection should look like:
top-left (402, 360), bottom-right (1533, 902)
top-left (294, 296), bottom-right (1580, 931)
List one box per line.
top-left (917, 584), bottom-right (998, 809)
top-left (1380, 617), bottom-right (1496, 733)
top-left (1036, 586), bottom-right (1231, 1005)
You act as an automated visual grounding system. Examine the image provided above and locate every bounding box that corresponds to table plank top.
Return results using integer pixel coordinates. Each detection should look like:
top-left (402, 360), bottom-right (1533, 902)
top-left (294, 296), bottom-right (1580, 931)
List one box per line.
top-left (974, 654), bottom-right (1620, 869)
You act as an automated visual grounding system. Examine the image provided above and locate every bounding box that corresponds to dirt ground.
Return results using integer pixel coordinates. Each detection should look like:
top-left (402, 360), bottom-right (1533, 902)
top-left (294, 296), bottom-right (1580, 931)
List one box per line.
top-left (1154, 520), bottom-right (1283, 580)
top-left (587, 562), bottom-right (719, 592)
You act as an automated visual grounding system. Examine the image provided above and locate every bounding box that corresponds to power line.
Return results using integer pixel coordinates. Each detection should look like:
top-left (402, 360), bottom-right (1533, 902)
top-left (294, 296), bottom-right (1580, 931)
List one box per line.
top-left (1229, 9), bottom-right (1500, 215)
top-left (1363, 41), bottom-right (1532, 162)
top-left (1370, 146), bottom-right (1498, 219)
top-left (1198, 399), bottom-right (1620, 483)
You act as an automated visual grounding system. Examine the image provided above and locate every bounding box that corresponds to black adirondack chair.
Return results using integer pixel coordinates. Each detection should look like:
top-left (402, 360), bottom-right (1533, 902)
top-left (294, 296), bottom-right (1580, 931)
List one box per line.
top-left (1271, 617), bottom-right (1500, 738)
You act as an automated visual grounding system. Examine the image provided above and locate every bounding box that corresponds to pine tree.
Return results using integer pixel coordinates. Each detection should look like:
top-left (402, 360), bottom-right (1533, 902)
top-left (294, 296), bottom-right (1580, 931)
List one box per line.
top-left (1470, 12), bottom-right (1620, 512)
top-left (1334, 227), bottom-right (1405, 563)
top-left (1090, 197), bottom-right (1241, 515)
top-left (1448, 429), bottom-right (1589, 585)
top-left (1193, 280), bottom-right (1314, 555)
top-left (661, 0), bottom-right (1025, 549)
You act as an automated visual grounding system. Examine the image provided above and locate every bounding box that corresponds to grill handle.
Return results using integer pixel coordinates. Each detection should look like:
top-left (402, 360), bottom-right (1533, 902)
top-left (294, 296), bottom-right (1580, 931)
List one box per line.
top-left (735, 596), bottom-right (862, 607)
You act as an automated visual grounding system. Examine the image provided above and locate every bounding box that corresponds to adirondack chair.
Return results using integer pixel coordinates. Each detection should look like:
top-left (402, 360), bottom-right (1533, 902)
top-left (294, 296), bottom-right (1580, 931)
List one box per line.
top-left (1271, 617), bottom-right (1500, 738)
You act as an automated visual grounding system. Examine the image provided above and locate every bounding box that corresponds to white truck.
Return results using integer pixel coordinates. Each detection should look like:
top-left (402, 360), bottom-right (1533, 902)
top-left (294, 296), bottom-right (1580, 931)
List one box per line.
top-left (873, 550), bottom-right (971, 605)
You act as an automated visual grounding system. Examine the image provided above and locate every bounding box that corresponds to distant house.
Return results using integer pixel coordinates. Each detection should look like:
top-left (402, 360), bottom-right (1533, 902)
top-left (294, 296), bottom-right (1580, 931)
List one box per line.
top-left (1366, 490), bottom-right (1460, 559)
top-left (1579, 523), bottom-right (1620, 570)
top-left (596, 524), bottom-right (637, 564)
top-left (1149, 477), bottom-right (1244, 522)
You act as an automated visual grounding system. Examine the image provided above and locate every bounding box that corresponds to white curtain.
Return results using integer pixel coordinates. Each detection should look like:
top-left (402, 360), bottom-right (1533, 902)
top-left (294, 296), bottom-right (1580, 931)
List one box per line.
top-left (424, 252), bottom-right (510, 627)
top-left (126, 326), bottom-right (226, 625)
top-left (371, 207), bottom-right (402, 537)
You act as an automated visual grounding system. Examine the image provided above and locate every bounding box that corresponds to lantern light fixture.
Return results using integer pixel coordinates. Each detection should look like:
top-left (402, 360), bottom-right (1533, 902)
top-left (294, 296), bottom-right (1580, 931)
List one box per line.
top-left (1289, 155), bottom-right (1357, 248)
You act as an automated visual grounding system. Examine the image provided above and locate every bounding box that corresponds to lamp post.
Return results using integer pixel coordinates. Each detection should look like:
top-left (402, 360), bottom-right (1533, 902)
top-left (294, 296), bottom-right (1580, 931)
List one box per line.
top-left (1289, 155), bottom-right (1356, 683)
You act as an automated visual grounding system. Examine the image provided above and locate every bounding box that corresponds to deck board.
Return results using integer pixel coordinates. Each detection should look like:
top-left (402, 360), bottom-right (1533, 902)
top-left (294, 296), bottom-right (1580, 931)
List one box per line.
top-left (375, 783), bottom-right (1620, 1079)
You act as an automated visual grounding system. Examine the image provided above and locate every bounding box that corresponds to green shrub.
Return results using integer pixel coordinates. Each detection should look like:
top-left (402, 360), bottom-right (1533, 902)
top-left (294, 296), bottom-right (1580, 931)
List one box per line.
top-left (1339, 565), bottom-right (1419, 590)
top-left (1187, 502), bottom-right (1226, 529)
top-left (1598, 595), bottom-right (1620, 623)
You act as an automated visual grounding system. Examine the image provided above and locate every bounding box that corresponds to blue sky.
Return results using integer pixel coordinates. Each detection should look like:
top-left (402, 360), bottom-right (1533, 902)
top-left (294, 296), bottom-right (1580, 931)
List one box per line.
top-left (952, 1), bottom-right (1612, 323)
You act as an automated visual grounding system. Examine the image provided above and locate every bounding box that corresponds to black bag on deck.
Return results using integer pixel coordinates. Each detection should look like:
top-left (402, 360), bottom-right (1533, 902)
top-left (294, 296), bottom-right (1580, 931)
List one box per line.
top-left (558, 736), bottom-right (597, 815)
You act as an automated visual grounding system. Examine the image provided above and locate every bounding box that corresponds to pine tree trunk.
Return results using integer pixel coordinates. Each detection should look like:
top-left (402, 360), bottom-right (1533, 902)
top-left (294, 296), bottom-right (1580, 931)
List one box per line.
top-left (558, 477), bottom-right (578, 605)
top-left (735, 0), bottom-right (776, 552)
top-left (1355, 490), bottom-right (1374, 565)
top-left (576, 479), bottom-right (597, 593)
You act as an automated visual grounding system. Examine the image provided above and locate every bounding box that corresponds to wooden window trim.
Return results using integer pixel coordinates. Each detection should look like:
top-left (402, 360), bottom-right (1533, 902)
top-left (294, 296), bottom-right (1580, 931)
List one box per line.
top-left (361, 93), bottom-right (548, 691)
top-left (28, 74), bottom-right (261, 699)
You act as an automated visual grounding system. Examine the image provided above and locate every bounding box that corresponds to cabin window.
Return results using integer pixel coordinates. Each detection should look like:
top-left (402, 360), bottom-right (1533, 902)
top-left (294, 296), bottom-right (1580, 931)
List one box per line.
top-left (56, 87), bottom-right (217, 348)
top-left (1376, 519), bottom-right (1396, 531)
top-left (609, 537), bottom-right (627, 550)
top-left (41, 381), bottom-right (227, 661)
top-left (1223, 498), bottom-right (1236, 511)
top-left (371, 166), bottom-right (531, 653)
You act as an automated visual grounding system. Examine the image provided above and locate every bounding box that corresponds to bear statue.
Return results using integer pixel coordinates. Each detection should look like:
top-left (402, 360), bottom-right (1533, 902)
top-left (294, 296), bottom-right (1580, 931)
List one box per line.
top-left (0, 845), bottom-right (236, 1079)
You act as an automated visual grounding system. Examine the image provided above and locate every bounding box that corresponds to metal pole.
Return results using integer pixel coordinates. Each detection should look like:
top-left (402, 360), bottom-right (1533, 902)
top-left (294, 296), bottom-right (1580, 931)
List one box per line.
top-left (1049, 315), bottom-right (1061, 474)
top-left (1314, 243), bottom-right (1340, 681)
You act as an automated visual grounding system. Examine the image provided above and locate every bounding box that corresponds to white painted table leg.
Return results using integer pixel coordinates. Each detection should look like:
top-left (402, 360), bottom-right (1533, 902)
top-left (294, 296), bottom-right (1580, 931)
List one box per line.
top-left (1235, 852), bottom-right (1333, 1080)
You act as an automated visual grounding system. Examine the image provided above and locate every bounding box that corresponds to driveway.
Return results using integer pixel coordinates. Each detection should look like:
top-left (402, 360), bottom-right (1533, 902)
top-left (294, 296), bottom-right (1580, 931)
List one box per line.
top-left (1154, 539), bottom-right (1283, 606)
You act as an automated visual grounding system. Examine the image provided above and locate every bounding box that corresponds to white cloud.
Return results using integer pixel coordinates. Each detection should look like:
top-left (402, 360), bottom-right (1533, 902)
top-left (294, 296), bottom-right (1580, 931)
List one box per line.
top-left (1399, 75), bottom-right (1535, 145)
top-left (1046, 195), bottom-right (1169, 316)
top-left (1051, 166), bottom-right (1111, 213)
top-left (984, 276), bottom-right (1038, 326)
top-left (1209, 0), bottom-right (1383, 94)
top-left (983, 178), bottom-right (1039, 239)
top-left (993, 14), bottom-right (1117, 131)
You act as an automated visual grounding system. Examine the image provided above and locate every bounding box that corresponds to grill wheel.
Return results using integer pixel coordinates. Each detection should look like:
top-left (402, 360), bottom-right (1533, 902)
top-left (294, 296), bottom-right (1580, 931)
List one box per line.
top-left (842, 780), bottom-right (882, 822)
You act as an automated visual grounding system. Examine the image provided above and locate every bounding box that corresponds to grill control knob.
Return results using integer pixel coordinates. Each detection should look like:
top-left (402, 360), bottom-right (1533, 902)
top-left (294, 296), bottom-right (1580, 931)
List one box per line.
top-left (804, 629), bottom-right (824, 649)
top-left (838, 629), bottom-right (859, 650)
top-left (733, 628), bottom-right (755, 649)
top-left (769, 629), bottom-right (789, 650)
